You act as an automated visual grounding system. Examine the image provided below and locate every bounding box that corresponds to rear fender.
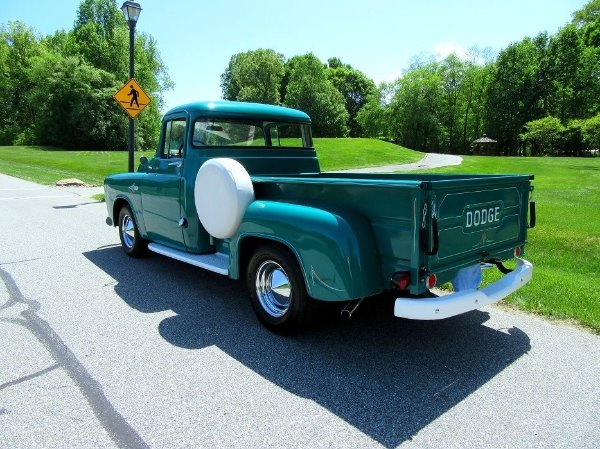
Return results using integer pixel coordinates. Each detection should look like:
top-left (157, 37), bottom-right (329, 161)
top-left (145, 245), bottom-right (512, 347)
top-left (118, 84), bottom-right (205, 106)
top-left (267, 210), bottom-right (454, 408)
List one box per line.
top-left (230, 201), bottom-right (383, 301)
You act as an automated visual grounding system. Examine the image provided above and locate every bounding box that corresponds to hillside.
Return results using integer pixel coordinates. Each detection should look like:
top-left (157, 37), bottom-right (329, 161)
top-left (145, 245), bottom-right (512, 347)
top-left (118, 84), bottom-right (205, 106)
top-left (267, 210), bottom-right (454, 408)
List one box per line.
top-left (314, 138), bottom-right (422, 171)
top-left (0, 140), bottom-right (423, 185)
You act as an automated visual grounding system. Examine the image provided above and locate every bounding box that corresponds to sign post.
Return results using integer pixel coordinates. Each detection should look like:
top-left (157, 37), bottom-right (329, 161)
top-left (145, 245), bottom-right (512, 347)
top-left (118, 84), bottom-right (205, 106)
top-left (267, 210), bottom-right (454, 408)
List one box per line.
top-left (120, 1), bottom-right (143, 172)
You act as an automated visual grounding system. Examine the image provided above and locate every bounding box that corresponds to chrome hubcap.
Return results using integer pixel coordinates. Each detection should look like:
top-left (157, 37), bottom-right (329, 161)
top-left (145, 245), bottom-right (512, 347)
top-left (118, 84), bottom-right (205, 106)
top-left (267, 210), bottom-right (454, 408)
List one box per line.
top-left (255, 260), bottom-right (292, 318)
top-left (121, 214), bottom-right (135, 249)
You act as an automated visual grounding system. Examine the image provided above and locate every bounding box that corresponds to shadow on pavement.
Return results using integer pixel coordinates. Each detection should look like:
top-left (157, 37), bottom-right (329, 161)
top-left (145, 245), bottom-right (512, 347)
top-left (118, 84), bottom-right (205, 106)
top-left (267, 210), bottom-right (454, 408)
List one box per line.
top-left (53, 201), bottom-right (103, 209)
top-left (85, 246), bottom-right (530, 448)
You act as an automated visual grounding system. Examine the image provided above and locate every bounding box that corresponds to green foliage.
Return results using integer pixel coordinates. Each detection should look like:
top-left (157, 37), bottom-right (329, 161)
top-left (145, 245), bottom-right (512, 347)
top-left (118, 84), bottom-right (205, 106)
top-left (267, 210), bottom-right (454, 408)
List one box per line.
top-left (283, 53), bottom-right (349, 137)
top-left (438, 54), bottom-right (465, 152)
top-left (482, 9), bottom-right (599, 156)
top-left (545, 25), bottom-right (584, 120)
top-left (25, 52), bottom-right (126, 150)
top-left (387, 62), bottom-right (443, 151)
top-left (358, 52), bottom-right (491, 154)
top-left (219, 52), bottom-right (379, 138)
top-left (72, 0), bottom-right (126, 75)
top-left (332, 0), bottom-right (600, 153)
top-left (325, 60), bottom-right (376, 137)
top-left (580, 114), bottom-right (600, 149)
top-left (0, 0), bottom-right (171, 151)
top-left (220, 49), bottom-right (286, 104)
top-left (572, 0), bottom-right (600, 27)
top-left (356, 88), bottom-right (389, 138)
top-left (485, 38), bottom-right (541, 155)
top-left (520, 116), bottom-right (566, 155)
top-left (0, 21), bottom-right (43, 144)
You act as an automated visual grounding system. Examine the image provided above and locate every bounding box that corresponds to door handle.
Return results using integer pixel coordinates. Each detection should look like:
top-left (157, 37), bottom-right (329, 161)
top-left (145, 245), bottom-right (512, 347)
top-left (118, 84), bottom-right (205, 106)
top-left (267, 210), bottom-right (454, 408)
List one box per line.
top-left (168, 161), bottom-right (182, 168)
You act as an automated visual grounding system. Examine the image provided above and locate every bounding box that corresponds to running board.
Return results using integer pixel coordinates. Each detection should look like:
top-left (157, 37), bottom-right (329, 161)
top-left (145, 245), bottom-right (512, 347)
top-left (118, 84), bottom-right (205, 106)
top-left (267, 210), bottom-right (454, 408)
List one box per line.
top-left (148, 243), bottom-right (229, 275)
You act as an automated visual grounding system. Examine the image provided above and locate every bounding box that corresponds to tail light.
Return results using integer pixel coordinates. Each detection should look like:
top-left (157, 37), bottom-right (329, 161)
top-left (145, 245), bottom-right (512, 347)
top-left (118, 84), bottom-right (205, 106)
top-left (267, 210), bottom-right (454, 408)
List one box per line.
top-left (426, 274), bottom-right (437, 289)
top-left (392, 272), bottom-right (411, 290)
top-left (514, 246), bottom-right (522, 257)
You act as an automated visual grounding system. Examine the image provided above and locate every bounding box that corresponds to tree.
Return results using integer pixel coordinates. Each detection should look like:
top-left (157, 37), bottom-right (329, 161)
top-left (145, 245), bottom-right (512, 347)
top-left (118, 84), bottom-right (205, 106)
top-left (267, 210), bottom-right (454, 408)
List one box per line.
top-left (520, 116), bottom-right (565, 156)
top-left (356, 86), bottom-right (390, 138)
top-left (545, 25), bottom-right (584, 121)
top-left (325, 59), bottom-right (376, 137)
top-left (388, 63), bottom-right (443, 151)
top-left (438, 54), bottom-right (466, 153)
top-left (572, 0), bottom-right (600, 27)
top-left (0, 21), bottom-right (43, 144)
top-left (27, 51), bottom-right (125, 150)
top-left (460, 55), bottom-right (493, 150)
top-left (220, 49), bottom-right (285, 104)
top-left (283, 53), bottom-right (349, 137)
top-left (580, 114), bottom-right (600, 150)
top-left (70, 0), bottom-right (128, 77)
top-left (0, 28), bottom-right (12, 143)
top-left (485, 38), bottom-right (542, 155)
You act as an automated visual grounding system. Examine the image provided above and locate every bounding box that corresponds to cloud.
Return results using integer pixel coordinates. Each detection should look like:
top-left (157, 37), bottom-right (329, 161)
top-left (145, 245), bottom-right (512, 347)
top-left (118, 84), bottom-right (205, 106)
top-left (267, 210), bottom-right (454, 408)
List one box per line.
top-left (433, 42), bottom-right (470, 61)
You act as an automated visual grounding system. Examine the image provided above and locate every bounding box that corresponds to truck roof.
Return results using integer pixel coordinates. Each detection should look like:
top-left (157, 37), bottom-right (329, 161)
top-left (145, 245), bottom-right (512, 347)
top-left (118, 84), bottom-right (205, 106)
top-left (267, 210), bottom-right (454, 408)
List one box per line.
top-left (164, 101), bottom-right (311, 124)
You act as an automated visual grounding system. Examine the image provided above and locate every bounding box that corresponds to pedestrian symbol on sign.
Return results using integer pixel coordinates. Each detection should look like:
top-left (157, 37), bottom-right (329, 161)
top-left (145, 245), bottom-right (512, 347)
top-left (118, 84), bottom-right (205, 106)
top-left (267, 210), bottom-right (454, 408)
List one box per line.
top-left (128, 85), bottom-right (140, 108)
top-left (113, 78), bottom-right (150, 119)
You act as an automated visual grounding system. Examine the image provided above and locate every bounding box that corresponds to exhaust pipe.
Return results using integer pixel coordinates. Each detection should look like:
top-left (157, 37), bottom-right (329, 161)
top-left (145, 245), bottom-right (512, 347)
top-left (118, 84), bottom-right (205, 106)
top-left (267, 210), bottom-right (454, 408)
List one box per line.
top-left (341, 298), bottom-right (364, 320)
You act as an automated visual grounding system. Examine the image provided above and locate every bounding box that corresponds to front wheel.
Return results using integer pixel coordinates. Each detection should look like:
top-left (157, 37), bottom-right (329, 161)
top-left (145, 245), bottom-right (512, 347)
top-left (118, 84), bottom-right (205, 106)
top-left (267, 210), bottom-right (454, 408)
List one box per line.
top-left (118, 205), bottom-right (147, 257)
top-left (246, 245), bottom-right (311, 333)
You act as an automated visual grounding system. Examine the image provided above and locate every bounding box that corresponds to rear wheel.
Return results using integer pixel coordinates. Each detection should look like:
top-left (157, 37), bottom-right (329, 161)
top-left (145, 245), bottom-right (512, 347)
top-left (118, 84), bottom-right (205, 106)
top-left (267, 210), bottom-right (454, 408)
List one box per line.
top-left (118, 205), bottom-right (147, 257)
top-left (247, 245), bottom-right (311, 333)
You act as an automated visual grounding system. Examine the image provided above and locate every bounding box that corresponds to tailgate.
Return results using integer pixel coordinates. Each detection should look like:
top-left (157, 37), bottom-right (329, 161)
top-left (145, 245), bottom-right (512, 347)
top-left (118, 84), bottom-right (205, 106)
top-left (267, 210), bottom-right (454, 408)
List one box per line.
top-left (421, 175), bottom-right (534, 277)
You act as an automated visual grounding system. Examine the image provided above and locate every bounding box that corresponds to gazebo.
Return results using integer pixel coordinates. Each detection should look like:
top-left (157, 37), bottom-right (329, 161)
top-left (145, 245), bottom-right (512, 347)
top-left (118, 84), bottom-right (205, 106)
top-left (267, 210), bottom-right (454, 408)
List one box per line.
top-left (472, 135), bottom-right (498, 155)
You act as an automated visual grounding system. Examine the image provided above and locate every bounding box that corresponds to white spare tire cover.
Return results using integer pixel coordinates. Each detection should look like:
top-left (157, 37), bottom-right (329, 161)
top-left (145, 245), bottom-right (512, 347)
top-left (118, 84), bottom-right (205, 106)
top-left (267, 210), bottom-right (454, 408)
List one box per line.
top-left (194, 158), bottom-right (255, 239)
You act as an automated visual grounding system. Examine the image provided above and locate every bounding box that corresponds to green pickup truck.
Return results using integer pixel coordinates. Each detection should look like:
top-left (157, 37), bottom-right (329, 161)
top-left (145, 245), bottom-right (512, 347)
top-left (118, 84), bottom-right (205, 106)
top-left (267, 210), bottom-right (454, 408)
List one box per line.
top-left (104, 101), bottom-right (534, 332)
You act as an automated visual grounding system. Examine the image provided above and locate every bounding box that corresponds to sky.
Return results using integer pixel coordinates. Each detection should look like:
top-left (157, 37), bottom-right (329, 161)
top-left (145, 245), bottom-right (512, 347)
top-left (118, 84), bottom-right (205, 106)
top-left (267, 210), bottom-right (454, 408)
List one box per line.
top-left (0, 0), bottom-right (590, 112)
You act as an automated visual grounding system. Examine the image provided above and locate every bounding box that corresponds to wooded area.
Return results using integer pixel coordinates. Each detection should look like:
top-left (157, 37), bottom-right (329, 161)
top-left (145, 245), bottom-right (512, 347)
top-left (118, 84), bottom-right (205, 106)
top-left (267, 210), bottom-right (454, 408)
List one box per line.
top-left (0, 0), bottom-right (171, 151)
top-left (1, 0), bottom-right (599, 155)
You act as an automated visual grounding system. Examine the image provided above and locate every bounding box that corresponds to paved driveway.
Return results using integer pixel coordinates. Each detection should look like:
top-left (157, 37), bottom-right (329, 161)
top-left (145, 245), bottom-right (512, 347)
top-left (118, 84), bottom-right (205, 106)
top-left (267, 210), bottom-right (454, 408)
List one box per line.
top-left (1, 174), bottom-right (598, 448)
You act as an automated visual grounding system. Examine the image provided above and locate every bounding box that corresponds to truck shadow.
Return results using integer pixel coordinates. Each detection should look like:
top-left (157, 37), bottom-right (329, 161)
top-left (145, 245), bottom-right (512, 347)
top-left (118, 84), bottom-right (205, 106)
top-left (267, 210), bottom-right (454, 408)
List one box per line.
top-left (85, 246), bottom-right (531, 448)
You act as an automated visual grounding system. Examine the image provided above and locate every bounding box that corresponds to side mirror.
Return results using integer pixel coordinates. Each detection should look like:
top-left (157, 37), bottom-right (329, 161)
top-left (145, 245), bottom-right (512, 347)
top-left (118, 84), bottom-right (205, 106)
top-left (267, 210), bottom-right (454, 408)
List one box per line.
top-left (139, 156), bottom-right (148, 165)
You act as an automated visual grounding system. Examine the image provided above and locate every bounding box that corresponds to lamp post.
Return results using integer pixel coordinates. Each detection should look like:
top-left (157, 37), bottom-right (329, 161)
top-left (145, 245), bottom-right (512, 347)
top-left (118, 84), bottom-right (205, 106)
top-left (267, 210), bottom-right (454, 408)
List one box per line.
top-left (121, 1), bottom-right (142, 173)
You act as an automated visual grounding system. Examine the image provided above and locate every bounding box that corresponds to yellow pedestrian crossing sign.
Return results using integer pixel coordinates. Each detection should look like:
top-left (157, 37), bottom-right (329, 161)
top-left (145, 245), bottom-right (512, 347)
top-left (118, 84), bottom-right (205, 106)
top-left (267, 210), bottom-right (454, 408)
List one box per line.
top-left (114, 78), bottom-right (151, 119)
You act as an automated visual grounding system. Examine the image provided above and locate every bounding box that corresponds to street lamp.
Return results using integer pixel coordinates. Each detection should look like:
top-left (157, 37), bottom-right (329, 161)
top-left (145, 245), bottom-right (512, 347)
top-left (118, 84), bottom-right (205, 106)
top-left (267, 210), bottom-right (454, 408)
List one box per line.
top-left (121, 1), bottom-right (142, 172)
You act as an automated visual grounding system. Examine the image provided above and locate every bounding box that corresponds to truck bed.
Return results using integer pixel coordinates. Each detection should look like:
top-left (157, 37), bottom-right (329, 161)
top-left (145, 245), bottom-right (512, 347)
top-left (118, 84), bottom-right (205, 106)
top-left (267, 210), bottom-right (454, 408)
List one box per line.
top-left (251, 172), bottom-right (534, 294)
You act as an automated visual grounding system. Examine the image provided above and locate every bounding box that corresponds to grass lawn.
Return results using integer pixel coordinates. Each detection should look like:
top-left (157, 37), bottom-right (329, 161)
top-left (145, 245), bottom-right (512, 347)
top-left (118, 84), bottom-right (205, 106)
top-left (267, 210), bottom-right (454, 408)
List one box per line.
top-left (412, 156), bottom-right (600, 333)
top-left (314, 138), bottom-right (422, 171)
top-left (0, 146), bottom-right (156, 186)
top-left (0, 140), bottom-right (422, 185)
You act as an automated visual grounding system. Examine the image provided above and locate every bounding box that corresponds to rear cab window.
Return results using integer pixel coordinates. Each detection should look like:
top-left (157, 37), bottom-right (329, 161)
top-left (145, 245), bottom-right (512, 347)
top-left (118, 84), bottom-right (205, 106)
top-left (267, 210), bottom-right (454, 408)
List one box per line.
top-left (193, 119), bottom-right (313, 149)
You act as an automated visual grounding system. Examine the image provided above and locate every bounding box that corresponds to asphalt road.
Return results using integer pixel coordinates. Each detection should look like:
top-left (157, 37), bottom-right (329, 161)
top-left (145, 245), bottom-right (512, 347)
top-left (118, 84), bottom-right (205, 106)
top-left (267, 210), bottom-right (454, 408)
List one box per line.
top-left (1, 173), bottom-right (598, 449)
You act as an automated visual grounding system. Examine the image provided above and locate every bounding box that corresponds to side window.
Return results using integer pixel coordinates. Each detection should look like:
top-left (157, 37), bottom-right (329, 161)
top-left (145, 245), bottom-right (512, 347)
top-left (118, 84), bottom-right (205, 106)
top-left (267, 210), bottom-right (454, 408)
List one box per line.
top-left (162, 118), bottom-right (186, 158)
